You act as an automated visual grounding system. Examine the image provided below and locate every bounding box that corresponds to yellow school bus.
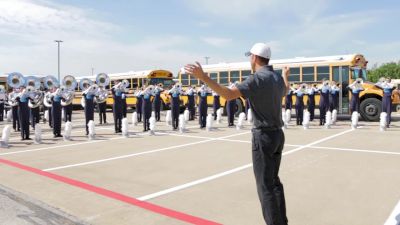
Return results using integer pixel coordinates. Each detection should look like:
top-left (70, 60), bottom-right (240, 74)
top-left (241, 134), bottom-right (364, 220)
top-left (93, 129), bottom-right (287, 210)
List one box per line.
top-left (177, 54), bottom-right (400, 121)
top-left (73, 69), bottom-right (174, 109)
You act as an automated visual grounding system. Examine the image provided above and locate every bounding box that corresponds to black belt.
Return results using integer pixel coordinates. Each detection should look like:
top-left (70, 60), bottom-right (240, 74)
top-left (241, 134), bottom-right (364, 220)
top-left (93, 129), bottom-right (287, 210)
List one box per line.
top-left (252, 127), bottom-right (281, 132)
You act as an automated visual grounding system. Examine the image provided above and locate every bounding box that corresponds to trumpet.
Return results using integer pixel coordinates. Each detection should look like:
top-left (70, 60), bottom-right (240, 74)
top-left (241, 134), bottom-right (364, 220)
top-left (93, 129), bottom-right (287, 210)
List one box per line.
top-left (378, 77), bottom-right (386, 84)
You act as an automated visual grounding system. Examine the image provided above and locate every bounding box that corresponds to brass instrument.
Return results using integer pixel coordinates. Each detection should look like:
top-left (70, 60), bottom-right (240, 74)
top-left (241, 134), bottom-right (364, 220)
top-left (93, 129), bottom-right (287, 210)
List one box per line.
top-left (96, 73), bottom-right (110, 88)
top-left (354, 78), bottom-right (364, 89)
top-left (43, 75), bottom-right (59, 90)
top-left (61, 75), bottom-right (77, 107)
top-left (94, 73), bottom-right (110, 104)
top-left (7, 72), bottom-right (25, 89)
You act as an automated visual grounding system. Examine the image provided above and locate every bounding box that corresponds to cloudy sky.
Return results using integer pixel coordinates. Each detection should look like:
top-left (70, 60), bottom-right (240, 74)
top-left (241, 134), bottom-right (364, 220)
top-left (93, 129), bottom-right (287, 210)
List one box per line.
top-left (0, 0), bottom-right (399, 77)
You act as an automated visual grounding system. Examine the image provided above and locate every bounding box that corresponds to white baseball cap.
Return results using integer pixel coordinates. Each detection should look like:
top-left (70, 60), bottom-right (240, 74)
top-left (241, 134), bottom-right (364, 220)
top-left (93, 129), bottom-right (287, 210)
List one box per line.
top-left (245, 43), bottom-right (271, 59)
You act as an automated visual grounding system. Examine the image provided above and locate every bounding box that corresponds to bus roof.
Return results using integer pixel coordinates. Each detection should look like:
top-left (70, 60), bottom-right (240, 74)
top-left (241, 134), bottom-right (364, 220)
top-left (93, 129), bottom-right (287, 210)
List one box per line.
top-left (76, 69), bottom-right (173, 81)
top-left (184, 54), bottom-right (364, 72)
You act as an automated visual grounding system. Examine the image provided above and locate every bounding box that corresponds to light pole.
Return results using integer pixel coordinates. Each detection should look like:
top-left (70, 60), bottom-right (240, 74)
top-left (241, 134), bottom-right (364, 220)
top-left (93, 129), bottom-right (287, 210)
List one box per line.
top-left (204, 56), bottom-right (210, 65)
top-left (54, 40), bottom-right (63, 81)
top-left (91, 67), bottom-right (94, 76)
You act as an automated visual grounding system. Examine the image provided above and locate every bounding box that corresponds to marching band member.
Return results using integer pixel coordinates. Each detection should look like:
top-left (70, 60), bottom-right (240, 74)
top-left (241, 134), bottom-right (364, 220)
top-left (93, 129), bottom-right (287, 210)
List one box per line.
top-left (375, 77), bottom-right (396, 127)
top-left (0, 86), bottom-right (6, 122)
top-left (168, 83), bottom-right (184, 130)
top-left (9, 88), bottom-right (20, 131)
top-left (122, 89), bottom-right (128, 118)
top-left (318, 80), bottom-right (331, 126)
top-left (135, 87), bottom-right (143, 123)
top-left (186, 85), bottom-right (196, 121)
top-left (82, 83), bottom-right (97, 135)
top-left (44, 89), bottom-right (53, 128)
top-left (294, 84), bottom-right (307, 125)
top-left (307, 84), bottom-right (317, 121)
top-left (112, 80), bottom-right (124, 133)
top-left (153, 83), bottom-right (164, 121)
top-left (226, 82), bottom-right (237, 127)
top-left (15, 87), bottom-right (31, 140)
top-left (212, 90), bottom-right (220, 120)
top-left (329, 82), bottom-right (340, 112)
top-left (142, 85), bottom-right (155, 132)
top-left (198, 84), bottom-right (211, 128)
top-left (51, 87), bottom-right (63, 137)
top-left (348, 78), bottom-right (365, 113)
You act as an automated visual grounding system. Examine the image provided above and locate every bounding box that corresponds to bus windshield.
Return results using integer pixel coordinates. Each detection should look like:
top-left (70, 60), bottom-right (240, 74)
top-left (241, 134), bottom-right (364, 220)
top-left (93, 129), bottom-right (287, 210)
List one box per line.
top-left (149, 78), bottom-right (174, 88)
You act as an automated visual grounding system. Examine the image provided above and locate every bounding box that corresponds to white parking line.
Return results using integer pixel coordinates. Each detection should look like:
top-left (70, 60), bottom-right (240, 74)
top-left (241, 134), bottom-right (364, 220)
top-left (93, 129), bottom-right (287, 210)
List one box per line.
top-left (42, 131), bottom-right (250, 171)
top-left (137, 128), bottom-right (354, 201)
top-left (384, 200), bottom-right (400, 225)
top-left (309, 146), bottom-right (400, 156)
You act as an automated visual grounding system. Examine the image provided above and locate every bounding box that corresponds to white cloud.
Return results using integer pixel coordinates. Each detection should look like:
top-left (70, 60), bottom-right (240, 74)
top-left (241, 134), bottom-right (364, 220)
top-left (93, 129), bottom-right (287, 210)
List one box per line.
top-left (201, 37), bottom-right (233, 47)
top-left (0, 0), bottom-right (202, 77)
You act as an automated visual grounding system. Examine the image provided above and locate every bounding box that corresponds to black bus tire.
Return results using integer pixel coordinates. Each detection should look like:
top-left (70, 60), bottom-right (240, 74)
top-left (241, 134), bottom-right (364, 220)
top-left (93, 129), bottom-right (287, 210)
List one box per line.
top-left (359, 98), bottom-right (381, 122)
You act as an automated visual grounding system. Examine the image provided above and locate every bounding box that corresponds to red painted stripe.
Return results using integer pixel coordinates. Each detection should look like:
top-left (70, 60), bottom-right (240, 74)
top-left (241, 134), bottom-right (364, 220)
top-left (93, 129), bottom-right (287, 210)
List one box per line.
top-left (0, 158), bottom-right (221, 225)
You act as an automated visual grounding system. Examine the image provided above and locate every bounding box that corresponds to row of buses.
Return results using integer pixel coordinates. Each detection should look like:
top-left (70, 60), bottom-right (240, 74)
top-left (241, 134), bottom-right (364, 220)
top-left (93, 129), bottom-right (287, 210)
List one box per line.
top-left (1, 54), bottom-right (399, 121)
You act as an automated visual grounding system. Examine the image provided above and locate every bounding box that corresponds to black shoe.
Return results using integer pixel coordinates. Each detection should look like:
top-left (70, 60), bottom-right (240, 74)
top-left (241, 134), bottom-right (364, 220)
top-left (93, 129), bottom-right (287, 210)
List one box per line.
top-left (56, 134), bottom-right (63, 138)
top-left (25, 138), bottom-right (32, 140)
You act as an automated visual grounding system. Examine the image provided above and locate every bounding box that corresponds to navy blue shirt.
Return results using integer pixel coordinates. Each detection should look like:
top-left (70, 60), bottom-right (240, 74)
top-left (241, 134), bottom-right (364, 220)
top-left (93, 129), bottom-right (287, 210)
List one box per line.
top-left (236, 65), bottom-right (285, 129)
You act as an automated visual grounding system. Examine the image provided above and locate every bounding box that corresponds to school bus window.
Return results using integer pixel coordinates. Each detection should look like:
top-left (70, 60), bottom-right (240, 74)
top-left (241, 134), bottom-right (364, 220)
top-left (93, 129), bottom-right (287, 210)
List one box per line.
top-left (275, 69), bottom-right (282, 76)
top-left (230, 71), bottom-right (240, 83)
top-left (189, 75), bottom-right (198, 86)
top-left (333, 66), bottom-right (349, 83)
top-left (131, 78), bottom-right (139, 89)
top-left (241, 70), bottom-right (251, 81)
top-left (317, 66), bottom-right (330, 81)
top-left (302, 67), bottom-right (314, 82)
top-left (219, 71), bottom-right (229, 85)
top-left (209, 72), bottom-right (218, 82)
top-left (289, 68), bottom-right (300, 82)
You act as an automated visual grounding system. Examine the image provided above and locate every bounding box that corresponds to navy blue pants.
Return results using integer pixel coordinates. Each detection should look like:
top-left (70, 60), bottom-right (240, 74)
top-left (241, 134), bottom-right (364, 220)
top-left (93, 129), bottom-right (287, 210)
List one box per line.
top-left (85, 99), bottom-right (94, 134)
top-left (18, 102), bottom-right (30, 139)
top-left (12, 106), bottom-right (20, 130)
top-left (0, 103), bottom-right (4, 121)
top-left (30, 107), bottom-right (40, 129)
top-left (285, 95), bottom-right (292, 110)
top-left (136, 97), bottom-right (143, 122)
top-left (63, 104), bottom-right (73, 122)
top-left (187, 96), bottom-right (195, 120)
top-left (213, 96), bottom-right (220, 120)
top-left (98, 102), bottom-right (107, 124)
top-left (122, 99), bottom-right (127, 118)
top-left (382, 94), bottom-right (392, 125)
top-left (252, 128), bottom-right (288, 225)
top-left (329, 94), bottom-right (339, 111)
top-left (319, 93), bottom-right (330, 125)
top-left (171, 97), bottom-right (180, 129)
top-left (52, 101), bottom-right (62, 136)
top-left (113, 97), bottom-right (123, 132)
top-left (350, 93), bottom-right (360, 113)
top-left (199, 97), bottom-right (208, 128)
top-left (307, 95), bottom-right (315, 121)
top-left (142, 98), bottom-right (152, 131)
top-left (227, 100), bottom-right (236, 126)
top-left (295, 96), bottom-right (304, 125)
top-left (153, 95), bottom-right (161, 121)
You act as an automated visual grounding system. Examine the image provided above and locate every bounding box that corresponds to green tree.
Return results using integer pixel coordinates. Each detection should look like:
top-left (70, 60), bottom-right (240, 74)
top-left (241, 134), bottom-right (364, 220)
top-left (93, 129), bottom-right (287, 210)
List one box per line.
top-left (367, 61), bottom-right (400, 82)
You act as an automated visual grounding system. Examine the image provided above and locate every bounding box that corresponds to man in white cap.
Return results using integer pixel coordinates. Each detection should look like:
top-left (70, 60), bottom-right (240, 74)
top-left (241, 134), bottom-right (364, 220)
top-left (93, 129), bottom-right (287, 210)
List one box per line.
top-left (185, 43), bottom-right (290, 225)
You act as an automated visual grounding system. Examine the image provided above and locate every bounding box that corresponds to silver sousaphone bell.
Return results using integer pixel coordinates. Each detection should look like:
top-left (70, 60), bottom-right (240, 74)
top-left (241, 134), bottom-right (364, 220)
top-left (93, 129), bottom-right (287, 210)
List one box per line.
top-left (7, 72), bottom-right (25, 89)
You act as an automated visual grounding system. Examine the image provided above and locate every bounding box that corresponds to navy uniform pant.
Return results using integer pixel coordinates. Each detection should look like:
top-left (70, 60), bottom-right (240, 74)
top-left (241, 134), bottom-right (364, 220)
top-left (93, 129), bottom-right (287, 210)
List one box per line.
top-left (12, 106), bottom-right (20, 130)
top-left (18, 102), bottom-right (30, 139)
top-left (307, 95), bottom-right (315, 121)
top-left (63, 104), bottom-right (73, 122)
top-left (284, 95), bottom-right (292, 110)
top-left (136, 98), bottom-right (142, 122)
top-left (47, 107), bottom-right (53, 128)
top-left (142, 99), bottom-right (152, 131)
top-left (0, 103), bottom-right (4, 121)
top-left (113, 102), bottom-right (122, 132)
top-left (295, 97), bottom-right (304, 125)
top-left (30, 107), bottom-right (40, 129)
top-left (188, 96), bottom-right (195, 120)
top-left (319, 93), bottom-right (329, 125)
top-left (350, 94), bottom-right (360, 113)
top-left (52, 102), bottom-right (62, 136)
top-left (153, 95), bottom-right (161, 121)
top-left (85, 100), bottom-right (94, 134)
top-left (199, 100), bottom-right (207, 128)
top-left (252, 128), bottom-right (288, 225)
top-left (122, 99), bottom-right (127, 118)
top-left (227, 100), bottom-right (236, 126)
top-left (171, 98), bottom-right (180, 129)
top-left (382, 94), bottom-right (392, 125)
top-left (98, 102), bottom-right (107, 124)
top-left (213, 96), bottom-right (220, 120)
